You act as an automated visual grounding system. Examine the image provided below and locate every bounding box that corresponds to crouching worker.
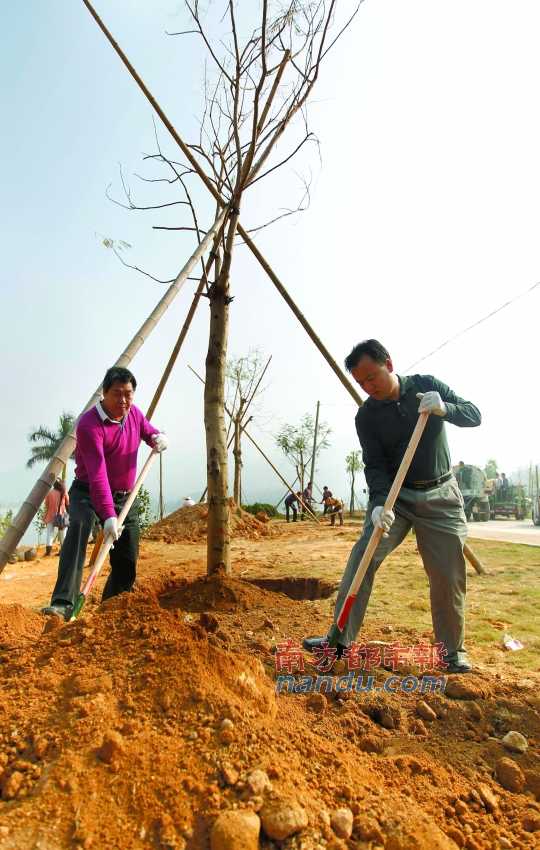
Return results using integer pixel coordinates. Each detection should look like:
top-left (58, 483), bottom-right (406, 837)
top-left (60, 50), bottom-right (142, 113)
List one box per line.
top-left (325, 496), bottom-right (344, 527)
top-left (42, 367), bottom-right (168, 620)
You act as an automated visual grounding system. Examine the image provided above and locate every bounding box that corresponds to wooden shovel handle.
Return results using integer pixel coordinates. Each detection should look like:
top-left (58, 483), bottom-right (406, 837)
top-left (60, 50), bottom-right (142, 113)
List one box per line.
top-left (80, 450), bottom-right (158, 600)
top-left (336, 412), bottom-right (429, 631)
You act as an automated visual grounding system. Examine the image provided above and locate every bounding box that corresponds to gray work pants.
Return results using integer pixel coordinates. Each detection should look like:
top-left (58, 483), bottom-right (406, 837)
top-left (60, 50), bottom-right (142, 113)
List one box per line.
top-left (333, 476), bottom-right (468, 656)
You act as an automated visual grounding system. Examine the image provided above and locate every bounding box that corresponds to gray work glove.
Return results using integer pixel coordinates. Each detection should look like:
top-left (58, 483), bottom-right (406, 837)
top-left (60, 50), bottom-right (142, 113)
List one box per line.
top-left (416, 391), bottom-right (446, 417)
top-left (371, 506), bottom-right (395, 538)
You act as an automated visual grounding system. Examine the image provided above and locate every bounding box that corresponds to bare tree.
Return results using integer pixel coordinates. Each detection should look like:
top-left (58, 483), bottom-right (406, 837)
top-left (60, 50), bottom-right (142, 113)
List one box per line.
top-left (276, 413), bottom-right (331, 496)
top-left (226, 350), bottom-right (269, 506)
top-left (104, 1), bottom-right (358, 574)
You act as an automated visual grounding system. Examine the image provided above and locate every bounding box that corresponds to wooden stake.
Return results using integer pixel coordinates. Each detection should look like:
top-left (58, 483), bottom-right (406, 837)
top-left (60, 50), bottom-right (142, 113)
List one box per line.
top-left (463, 542), bottom-right (487, 576)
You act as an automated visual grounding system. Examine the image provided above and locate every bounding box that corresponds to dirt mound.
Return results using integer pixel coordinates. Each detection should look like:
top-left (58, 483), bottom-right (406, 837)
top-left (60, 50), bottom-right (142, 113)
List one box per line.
top-left (145, 501), bottom-right (273, 543)
top-left (0, 573), bottom-right (538, 850)
top-left (0, 604), bottom-right (44, 650)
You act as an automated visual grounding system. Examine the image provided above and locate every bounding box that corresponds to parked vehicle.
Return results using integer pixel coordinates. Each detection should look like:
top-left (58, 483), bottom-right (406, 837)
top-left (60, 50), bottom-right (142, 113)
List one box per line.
top-left (485, 479), bottom-right (529, 520)
top-left (454, 464), bottom-right (490, 521)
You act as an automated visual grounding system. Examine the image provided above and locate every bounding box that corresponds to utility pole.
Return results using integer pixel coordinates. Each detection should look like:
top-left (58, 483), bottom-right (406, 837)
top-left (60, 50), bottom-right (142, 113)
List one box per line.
top-left (309, 401), bottom-right (320, 494)
top-left (159, 454), bottom-right (164, 520)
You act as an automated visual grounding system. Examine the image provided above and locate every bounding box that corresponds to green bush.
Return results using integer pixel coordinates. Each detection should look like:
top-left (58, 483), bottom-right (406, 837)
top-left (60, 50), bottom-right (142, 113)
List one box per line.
top-left (0, 510), bottom-right (13, 538)
top-left (138, 486), bottom-right (157, 535)
top-left (243, 502), bottom-right (279, 518)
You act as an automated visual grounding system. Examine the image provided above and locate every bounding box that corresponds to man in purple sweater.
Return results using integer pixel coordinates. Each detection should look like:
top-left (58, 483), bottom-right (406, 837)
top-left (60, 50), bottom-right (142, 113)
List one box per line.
top-left (42, 366), bottom-right (168, 620)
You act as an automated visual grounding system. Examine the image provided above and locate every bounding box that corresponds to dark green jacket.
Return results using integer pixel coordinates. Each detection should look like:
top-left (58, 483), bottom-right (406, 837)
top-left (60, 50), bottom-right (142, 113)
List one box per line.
top-left (355, 375), bottom-right (481, 507)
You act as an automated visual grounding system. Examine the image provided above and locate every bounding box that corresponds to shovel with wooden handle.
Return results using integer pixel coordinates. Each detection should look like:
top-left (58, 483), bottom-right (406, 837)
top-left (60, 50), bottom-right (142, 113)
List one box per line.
top-left (326, 412), bottom-right (430, 646)
top-left (70, 449), bottom-right (158, 621)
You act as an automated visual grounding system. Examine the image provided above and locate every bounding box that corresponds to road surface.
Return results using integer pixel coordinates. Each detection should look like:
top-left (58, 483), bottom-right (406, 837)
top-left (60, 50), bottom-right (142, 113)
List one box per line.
top-left (467, 519), bottom-right (540, 547)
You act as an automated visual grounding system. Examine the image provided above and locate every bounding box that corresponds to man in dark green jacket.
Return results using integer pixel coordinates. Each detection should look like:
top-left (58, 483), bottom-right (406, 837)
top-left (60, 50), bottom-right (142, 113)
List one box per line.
top-left (303, 339), bottom-right (481, 674)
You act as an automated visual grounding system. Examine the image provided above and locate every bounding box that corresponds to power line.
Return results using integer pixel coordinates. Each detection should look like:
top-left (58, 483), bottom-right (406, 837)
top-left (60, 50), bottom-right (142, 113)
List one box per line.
top-left (406, 279), bottom-right (540, 371)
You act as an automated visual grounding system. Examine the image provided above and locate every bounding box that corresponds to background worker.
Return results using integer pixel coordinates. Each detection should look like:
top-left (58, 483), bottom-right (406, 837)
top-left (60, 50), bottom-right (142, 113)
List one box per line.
top-left (42, 366), bottom-right (168, 620)
top-left (321, 486), bottom-right (333, 514)
top-left (285, 490), bottom-right (301, 523)
top-left (303, 339), bottom-right (481, 674)
top-left (301, 480), bottom-right (313, 520)
top-left (43, 479), bottom-right (69, 555)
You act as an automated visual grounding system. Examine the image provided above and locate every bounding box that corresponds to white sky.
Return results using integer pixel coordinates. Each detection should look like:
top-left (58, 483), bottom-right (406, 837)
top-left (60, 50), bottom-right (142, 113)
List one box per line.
top-left (1, 0), bottom-right (539, 518)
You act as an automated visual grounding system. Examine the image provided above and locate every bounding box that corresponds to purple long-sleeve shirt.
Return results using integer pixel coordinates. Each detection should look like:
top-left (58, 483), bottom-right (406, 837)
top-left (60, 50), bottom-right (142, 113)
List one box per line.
top-left (74, 404), bottom-right (159, 520)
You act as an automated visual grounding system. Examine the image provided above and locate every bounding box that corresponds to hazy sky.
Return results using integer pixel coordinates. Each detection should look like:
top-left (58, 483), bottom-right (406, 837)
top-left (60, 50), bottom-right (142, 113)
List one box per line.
top-left (2, 0), bottom-right (540, 519)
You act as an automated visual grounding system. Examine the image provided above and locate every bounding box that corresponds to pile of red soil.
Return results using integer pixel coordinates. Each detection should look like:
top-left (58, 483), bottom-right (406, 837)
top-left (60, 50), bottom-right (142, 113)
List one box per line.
top-left (0, 576), bottom-right (538, 850)
top-left (145, 501), bottom-right (273, 543)
top-left (0, 604), bottom-right (44, 651)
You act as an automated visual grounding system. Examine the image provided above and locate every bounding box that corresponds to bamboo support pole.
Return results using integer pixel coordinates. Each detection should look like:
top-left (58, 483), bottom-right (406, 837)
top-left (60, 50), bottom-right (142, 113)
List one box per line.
top-left (146, 249), bottom-right (217, 421)
top-left (463, 542), bottom-right (487, 576)
top-left (0, 210), bottom-right (227, 571)
top-left (241, 430), bottom-right (319, 523)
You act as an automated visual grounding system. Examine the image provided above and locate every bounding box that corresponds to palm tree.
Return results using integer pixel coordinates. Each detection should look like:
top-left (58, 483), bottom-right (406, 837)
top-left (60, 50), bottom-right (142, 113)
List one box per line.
top-left (27, 412), bottom-right (75, 481)
top-left (345, 450), bottom-right (364, 515)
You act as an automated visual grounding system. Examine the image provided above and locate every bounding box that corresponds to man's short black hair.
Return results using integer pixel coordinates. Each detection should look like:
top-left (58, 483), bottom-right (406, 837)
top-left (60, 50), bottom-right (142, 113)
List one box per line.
top-left (103, 366), bottom-right (137, 393)
top-left (344, 339), bottom-right (390, 373)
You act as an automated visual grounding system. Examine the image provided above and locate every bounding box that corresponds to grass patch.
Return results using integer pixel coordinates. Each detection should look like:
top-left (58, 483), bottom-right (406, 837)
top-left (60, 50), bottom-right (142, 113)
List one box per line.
top-left (364, 535), bottom-right (540, 672)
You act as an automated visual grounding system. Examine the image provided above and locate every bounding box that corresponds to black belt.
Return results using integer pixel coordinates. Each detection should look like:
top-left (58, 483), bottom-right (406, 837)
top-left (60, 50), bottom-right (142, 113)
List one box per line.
top-left (73, 480), bottom-right (131, 498)
top-left (406, 471), bottom-right (453, 491)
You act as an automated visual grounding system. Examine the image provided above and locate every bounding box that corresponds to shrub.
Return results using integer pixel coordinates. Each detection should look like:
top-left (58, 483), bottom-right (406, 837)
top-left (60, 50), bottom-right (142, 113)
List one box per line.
top-left (138, 486), bottom-right (157, 535)
top-left (0, 510), bottom-right (13, 538)
top-left (243, 502), bottom-right (278, 518)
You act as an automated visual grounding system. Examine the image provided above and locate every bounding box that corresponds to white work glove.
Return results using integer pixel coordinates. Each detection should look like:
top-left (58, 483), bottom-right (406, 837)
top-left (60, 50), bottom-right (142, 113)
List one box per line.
top-left (103, 516), bottom-right (122, 544)
top-left (152, 432), bottom-right (169, 453)
top-left (371, 506), bottom-right (395, 537)
top-left (416, 391), bottom-right (446, 417)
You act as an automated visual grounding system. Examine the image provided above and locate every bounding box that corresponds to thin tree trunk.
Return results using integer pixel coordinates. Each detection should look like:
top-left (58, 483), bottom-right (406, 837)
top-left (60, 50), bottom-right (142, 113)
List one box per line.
top-left (205, 257), bottom-right (230, 573)
top-left (349, 471), bottom-right (355, 515)
top-left (233, 416), bottom-right (241, 505)
top-left (205, 208), bottom-right (240, 575)
top-left (233, 398), bottom-right (245, 506)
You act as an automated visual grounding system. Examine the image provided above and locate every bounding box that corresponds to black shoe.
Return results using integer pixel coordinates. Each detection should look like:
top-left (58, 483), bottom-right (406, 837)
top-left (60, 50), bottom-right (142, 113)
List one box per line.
top-left (302, 635), bottom-right (347, 658)
top-left (41, 603), bottom-right (72, 621)
top-left (445, 652), bottom-right (473, 674)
